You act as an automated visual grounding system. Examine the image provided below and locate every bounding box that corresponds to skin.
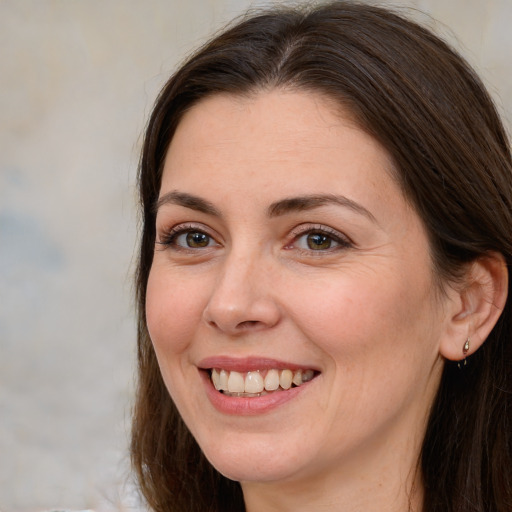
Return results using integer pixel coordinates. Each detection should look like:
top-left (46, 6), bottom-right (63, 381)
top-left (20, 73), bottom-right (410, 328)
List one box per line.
top-left (145, 90), bottom-right (463, 512)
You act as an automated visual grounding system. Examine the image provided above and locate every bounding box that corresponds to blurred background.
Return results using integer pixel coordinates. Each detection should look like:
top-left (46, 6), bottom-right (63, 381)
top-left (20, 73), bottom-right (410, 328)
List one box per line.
top-left (1, 0), bottom-right (510, 510)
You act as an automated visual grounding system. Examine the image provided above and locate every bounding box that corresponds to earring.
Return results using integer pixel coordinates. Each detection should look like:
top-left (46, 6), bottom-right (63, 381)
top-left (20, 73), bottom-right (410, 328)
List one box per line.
top-left (463, 338), bottom-right (470, 356)
top-left (458, 337), bottom-right (470, 369)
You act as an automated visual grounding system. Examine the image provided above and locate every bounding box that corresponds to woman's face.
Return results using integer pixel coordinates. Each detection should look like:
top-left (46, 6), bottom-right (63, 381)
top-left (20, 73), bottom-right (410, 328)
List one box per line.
top-left (146, 90), bottom-right (452, 488)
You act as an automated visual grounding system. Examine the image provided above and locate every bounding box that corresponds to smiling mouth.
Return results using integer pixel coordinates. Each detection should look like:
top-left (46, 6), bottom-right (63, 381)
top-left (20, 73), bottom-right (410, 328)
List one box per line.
top-left (209, 368), bottom-right (318, 397)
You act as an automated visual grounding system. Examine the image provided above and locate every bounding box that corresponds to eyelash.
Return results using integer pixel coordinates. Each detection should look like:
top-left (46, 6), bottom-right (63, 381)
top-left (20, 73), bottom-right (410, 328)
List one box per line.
top-left (287, 225), bottom-right (353, 253)
top-left (156, 223), bottom-right (353, 254)
top-left (156, 224), bottom-right (217, 251)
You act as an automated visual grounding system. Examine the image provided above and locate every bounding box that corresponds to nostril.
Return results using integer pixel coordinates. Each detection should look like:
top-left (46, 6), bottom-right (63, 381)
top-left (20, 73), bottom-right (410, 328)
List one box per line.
top-left (207, 319), bottom-right (219, 329)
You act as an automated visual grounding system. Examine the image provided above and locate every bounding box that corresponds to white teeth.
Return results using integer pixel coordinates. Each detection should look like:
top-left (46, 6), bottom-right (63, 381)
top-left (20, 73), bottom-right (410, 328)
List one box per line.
top-left (219, 369), bottom-right (229, 391)
top-left (227, 371), bottom-right (245, 393)
top-left (211, 368), bottom-right (220, 390)
top-left (211, 367), bottom-right (317, 394)
top-left (245, 371), bottom-right (264, 393)
top-left (279, 369), bottom-right (293, 390)
top-left (264, 369), bottom-right (280, 391)
top-left (292, 370), bottom-right (303, 386)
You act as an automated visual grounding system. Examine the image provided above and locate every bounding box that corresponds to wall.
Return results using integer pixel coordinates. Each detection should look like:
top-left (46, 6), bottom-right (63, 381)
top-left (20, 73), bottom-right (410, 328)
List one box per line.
top-left (1, 1), bottom-right (510, 510)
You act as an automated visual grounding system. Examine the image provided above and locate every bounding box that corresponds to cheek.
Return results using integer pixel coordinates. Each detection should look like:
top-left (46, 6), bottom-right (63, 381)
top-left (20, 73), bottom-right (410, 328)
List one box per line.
top-left (286, 265), bottom-right (437, 364)
top-left (284, 270), bottom-right (441, 434)
top-left (145, 266), bottom-right (206, 356)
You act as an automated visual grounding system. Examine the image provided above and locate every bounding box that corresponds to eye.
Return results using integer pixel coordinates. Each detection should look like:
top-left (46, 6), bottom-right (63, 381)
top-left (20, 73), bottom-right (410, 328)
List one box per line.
top-left (176, 230), bottom-right (214, 248)
top-left (287, 226), bottom-right (352, 253)
top-left (301, 232), bottom-right (336, 250)
top-left (157, 225), bottom-right (218, 250)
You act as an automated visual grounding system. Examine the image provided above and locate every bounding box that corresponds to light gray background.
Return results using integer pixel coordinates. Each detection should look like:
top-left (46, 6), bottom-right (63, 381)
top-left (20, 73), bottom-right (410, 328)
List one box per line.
top-left (1, 1), bottom-right (510, 511)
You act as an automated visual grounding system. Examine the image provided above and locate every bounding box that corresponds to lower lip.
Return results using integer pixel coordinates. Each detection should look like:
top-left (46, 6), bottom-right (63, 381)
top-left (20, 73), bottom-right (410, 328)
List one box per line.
top-left (200, 371), bottom-right (313, 416)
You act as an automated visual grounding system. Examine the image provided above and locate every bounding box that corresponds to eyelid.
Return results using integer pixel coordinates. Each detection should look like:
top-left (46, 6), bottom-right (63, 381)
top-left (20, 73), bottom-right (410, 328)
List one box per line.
top-left (156, 222), bottom-right (220, 249)
top-left (289, 223), bottom-right (352, 242)
top-left (286, 223), bottom-right (353, 251)
top-left (155, 221), bottom-right (352, 253)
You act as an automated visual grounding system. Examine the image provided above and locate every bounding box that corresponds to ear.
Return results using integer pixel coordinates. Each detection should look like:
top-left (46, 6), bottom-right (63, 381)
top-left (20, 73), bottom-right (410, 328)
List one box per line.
top-left (439, 252), bottom-right (508, 361)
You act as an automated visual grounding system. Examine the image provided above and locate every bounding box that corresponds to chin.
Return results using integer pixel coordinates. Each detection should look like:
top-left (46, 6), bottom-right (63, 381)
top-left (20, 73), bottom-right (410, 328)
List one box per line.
top-left (198, 432), bottom-right (309, 483)
top-left (209, 458), bottom-right (300, 484)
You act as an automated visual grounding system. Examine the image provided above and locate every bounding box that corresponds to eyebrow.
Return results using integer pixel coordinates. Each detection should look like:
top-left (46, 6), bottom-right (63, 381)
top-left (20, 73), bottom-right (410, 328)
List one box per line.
top-left (154, 191), bottom-right (222, 217)
top-left (155, 190), bottom-right (376, 223)
top-left (268, 194), bottom-right (377, 222)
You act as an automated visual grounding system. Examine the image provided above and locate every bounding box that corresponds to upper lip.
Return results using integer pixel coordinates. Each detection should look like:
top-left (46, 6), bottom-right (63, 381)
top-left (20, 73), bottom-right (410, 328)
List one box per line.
top-left (197, 356), bottom-right (320, 373)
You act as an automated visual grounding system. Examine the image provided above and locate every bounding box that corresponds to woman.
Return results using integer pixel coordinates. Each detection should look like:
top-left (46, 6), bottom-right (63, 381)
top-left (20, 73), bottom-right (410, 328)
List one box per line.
top-left (131, 2), bottom-right (512, 511)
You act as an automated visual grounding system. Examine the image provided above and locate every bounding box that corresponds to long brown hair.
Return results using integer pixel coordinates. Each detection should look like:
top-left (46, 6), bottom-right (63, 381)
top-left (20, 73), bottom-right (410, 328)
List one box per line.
top-left (132, 2), bottom-right (512, 511)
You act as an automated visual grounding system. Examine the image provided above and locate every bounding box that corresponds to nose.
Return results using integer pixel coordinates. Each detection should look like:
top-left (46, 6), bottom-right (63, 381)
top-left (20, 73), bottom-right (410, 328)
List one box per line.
top-left (202, 252), bottom-right (281, 335)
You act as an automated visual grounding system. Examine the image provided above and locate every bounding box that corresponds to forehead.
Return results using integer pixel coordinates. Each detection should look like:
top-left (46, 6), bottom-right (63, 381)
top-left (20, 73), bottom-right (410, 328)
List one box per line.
top-left (162, 90), bottom-right (398, 201)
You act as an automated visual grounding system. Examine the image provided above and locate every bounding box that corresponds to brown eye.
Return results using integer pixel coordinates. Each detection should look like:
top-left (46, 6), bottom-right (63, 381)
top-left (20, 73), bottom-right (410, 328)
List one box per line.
top-left (185, 231), bottom-right (211, 248)
top-left (306, 232), bottom-right (332, 250)
top-left (157, 226), bottom-right (219, 251)
top-left (290, 227), bottom-right (351, 253)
